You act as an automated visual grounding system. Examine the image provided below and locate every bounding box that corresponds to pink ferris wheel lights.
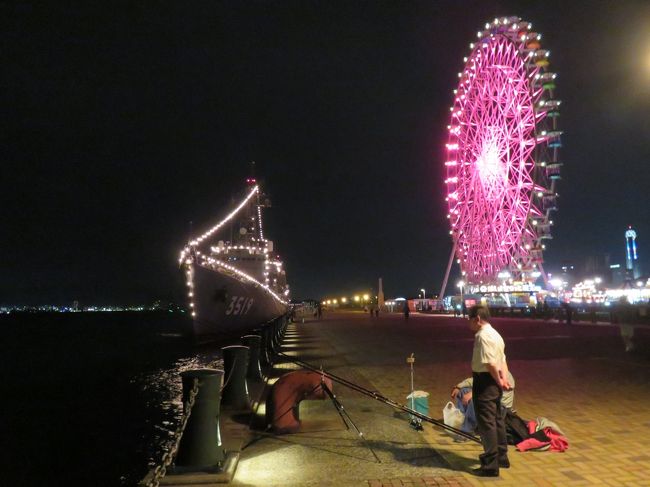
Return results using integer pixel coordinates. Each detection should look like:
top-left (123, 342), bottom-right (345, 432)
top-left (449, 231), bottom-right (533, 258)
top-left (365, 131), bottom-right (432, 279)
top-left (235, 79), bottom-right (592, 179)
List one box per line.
top-left (445, 17), bottom-right (562, 285)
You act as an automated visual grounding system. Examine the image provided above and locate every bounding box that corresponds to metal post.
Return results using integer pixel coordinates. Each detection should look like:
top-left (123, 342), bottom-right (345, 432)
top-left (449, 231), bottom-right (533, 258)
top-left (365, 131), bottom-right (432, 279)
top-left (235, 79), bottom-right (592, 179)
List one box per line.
top-left (407, 354), bottom-right (415, 409)
top-left (279, 316), bottom-right (287, 343)
top-left (460, 283), bottom-right (465, 317)
top-left (175, 368), bottom-right (225, 468)
top-left (262, 325), bottom-right (274, 364)
top-left (254, 327), bottom-right (270, 368)
top-left (221, 345), bottom-right (251, 410)
top-left (438, 241), bottom-right (458, 303)
top-left (271, 319), bottom-right (280, 352)
top-left (274, 317), bottom-right (284, 350)
top-left (241, 334), bottom-right (264, 382)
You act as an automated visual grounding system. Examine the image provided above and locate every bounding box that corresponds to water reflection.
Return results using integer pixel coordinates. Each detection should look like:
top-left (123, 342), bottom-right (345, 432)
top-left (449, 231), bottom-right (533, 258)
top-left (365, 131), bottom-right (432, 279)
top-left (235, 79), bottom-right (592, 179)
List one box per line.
top-left (135, 352), bottom-right (225, 477)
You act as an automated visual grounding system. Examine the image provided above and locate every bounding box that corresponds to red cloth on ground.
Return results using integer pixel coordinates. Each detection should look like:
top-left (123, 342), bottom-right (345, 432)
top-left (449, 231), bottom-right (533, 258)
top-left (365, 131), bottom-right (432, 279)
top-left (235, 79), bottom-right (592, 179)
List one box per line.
top-left (544, 427), bottom-right (569, 452)
top-left (527, 420), bottom-right (536, 434)
top-left (518, 421), bottom-right (569, 452)
top-left (516, 437), bottom-right (547, 451)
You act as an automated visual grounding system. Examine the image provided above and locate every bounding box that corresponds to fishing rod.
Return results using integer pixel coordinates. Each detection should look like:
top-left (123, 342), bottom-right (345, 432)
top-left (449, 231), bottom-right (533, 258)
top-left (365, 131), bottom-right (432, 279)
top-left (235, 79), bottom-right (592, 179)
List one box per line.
top-left (276, 351), bottom-right (481, 444)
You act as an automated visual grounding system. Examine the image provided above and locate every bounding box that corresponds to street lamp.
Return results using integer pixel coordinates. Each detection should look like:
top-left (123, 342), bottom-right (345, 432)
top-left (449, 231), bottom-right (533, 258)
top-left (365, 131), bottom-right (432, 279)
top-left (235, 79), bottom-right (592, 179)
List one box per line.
top-left (420, 288), bottom-right (426, 300)
top-left (457, 280), bottom-right (465, 317)
top-left (362, 293), bottom-right (370, 312)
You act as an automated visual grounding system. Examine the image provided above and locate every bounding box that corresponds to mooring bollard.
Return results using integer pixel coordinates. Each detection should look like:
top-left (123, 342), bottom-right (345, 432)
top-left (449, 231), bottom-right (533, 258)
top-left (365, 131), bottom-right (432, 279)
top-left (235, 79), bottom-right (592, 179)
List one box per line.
top-left (261, 325), bottom-right (274, 364)
top-left (255, 327), bottom-right (270, 368)
top-left (175, 368), bottom-right (225, 469)
top-left (221, 345), bottom-right (251, 410)
top-left (276, 316), bottom-right (286, 347)
top-left (280, 315), bottom-right (288, 338)
top-left (266, 321), bottom-right (276, 353)
top-left (278, 316), bottom-right (287, 342)
top-left (241, 334), bottom-right (264, 382)
top-left (272, 319), bottom-right (282, 352)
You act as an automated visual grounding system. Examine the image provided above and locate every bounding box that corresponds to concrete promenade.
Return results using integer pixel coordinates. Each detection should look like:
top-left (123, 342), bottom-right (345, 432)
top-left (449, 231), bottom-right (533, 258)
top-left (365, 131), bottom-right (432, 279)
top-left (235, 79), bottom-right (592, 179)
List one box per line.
top-left (233, 311), bottom-right (650, 486)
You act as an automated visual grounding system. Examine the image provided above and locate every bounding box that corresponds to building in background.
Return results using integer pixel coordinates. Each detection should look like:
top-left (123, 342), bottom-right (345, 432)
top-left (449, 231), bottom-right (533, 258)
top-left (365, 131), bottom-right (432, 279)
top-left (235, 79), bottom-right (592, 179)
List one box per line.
top-left (584, 253), bottom-right (611, 284)
top-left (560, 262), bottom-right (577, 287)
top-left (609, 263), bottom-right (626, 287)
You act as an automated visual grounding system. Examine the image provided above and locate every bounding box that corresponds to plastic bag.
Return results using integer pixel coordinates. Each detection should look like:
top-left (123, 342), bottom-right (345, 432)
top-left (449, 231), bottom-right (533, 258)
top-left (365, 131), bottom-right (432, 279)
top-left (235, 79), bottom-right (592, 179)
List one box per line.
top-left (442, 401), bottom-right (465, 430)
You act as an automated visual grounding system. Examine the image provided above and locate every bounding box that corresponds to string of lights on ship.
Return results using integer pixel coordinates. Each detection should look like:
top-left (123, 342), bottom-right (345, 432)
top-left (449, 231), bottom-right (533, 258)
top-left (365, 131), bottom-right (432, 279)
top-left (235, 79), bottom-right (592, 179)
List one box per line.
top-left (179, 185), bottom-right (289, 320)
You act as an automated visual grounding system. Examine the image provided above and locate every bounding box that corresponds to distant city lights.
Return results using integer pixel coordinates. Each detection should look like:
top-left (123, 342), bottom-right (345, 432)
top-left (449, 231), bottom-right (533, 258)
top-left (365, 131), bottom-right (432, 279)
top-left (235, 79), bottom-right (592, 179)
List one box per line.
top-left (321, 293), bottom-right (373, 307)
top-left (0, 303), bottom-right (186, 314)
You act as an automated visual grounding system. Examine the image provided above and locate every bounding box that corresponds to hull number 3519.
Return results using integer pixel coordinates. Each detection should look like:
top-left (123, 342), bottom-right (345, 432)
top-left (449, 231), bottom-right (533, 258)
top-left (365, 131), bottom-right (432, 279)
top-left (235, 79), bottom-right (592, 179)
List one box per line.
top-left (225, 296), bottom-right (254, 316)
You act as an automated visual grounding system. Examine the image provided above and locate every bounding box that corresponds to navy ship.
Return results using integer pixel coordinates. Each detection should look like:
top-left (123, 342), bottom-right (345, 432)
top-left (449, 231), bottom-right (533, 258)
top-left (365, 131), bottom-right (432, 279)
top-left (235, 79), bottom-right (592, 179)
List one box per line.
top-left (179, 178), bottom-right (289, 337)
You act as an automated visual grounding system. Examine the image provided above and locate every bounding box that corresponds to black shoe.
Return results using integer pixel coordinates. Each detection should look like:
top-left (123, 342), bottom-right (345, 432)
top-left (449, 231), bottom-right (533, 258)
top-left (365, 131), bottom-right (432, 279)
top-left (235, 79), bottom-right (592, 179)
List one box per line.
top-left (471, 467), bottom-right (499, 477)
top-left (499, 459), bottom-right (510, 468)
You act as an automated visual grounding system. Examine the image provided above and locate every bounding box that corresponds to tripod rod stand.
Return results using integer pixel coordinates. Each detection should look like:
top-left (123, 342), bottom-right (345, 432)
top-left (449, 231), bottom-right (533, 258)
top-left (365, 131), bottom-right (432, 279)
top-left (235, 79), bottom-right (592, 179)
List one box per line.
top-left (320, 379), bottom-right (381, 463)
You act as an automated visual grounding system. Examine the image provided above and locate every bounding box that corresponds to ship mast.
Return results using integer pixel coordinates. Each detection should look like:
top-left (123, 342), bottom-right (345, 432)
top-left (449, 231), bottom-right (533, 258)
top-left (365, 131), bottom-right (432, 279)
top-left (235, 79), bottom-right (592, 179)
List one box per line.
top-left (248, 161), bottom-right (265, 244)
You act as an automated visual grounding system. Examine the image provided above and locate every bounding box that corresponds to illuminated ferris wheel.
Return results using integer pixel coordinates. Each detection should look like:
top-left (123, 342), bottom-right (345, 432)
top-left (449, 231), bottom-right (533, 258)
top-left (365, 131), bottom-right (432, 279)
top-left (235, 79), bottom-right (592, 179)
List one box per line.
top-left (444, 16), bottom-right (562, 287)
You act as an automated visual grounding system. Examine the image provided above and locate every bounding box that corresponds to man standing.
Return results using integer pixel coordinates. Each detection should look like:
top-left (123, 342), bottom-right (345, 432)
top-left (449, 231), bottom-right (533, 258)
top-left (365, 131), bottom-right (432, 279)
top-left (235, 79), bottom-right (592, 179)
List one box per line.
top-left (468, 305), bottom-right (512, 477)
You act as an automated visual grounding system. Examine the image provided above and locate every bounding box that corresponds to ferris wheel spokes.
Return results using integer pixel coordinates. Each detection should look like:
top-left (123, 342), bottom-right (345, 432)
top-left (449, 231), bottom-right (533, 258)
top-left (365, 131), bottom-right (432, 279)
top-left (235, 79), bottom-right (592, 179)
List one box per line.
top-left (441, 16), bottom-right (562, 297)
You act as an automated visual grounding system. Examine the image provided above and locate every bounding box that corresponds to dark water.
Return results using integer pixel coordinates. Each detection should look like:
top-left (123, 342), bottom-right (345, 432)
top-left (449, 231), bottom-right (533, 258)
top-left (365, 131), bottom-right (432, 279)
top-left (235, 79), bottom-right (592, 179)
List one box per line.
top-left (1, 312), bottom-right (226, 486)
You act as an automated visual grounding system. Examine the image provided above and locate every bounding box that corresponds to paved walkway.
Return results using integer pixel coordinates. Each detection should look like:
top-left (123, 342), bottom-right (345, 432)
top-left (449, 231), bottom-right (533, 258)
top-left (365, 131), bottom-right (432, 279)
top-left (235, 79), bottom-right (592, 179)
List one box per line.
top-left (234, 311), bottom-right (650, 486)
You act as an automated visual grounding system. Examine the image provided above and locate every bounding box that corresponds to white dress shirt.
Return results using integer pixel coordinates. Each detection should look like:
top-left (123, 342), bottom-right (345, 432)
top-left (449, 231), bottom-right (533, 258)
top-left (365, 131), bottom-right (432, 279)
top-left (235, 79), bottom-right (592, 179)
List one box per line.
top-left (471, 323), bottom-right (506, 373)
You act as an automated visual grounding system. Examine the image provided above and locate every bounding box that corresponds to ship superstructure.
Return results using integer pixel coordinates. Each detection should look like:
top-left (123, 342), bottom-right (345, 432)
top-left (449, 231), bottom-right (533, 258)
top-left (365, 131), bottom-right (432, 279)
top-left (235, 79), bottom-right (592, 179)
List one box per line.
top-left (179, 179), bottom-right (289, 336)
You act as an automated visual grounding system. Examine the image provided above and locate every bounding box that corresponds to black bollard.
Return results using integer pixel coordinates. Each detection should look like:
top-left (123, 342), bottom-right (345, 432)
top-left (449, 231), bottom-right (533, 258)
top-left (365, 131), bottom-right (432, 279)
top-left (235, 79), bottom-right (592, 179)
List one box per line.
top-left (266, 320), bottom-right (277, 356)
top-left (272, 319), bottom-right (282, 351)
top-left (276, 316), bottom-right (286, 345)
top-left (278, 316), bottom-right (287, 342)
top-left (259, 327), bottom-right (268, 360)
top-left (175, 368), bottom-right (225, 469)
top-left (262, 325), bottom-right (274, 364)
top-left (242, 334), bottom-right (264, 382)
top-left (253, 328), bottom-right (268, 365)
top-left (221, 345), bottom-right (251, 410)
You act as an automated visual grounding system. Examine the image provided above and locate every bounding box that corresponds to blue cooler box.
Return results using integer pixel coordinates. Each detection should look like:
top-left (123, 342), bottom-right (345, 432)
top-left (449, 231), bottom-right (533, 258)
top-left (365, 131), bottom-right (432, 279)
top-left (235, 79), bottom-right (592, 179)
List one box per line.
top-left (406, 390), bottom-right (429, 422)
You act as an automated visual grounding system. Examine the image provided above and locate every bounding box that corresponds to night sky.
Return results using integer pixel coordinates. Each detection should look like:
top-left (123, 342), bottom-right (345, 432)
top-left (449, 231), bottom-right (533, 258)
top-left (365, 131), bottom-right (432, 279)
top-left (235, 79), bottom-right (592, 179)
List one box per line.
top-left (3, 1), bottom-right (650, 305)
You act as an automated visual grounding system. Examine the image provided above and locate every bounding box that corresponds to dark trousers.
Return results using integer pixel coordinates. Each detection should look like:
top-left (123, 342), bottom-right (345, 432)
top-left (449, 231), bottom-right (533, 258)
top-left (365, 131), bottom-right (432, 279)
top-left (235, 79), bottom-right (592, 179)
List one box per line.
top-left (472, 372), bottom-right (508, 470)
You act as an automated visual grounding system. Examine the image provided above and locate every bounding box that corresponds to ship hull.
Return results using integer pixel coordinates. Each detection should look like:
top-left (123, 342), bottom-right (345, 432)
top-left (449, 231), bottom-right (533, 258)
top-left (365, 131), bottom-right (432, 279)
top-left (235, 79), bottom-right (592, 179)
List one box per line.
top-left (190, 263), bottom-right (287, 337)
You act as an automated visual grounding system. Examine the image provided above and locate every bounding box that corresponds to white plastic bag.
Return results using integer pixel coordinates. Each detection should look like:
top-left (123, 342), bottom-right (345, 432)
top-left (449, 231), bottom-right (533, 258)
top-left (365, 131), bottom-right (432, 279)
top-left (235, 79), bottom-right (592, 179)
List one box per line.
top-left (442, 401), bottom-right (465, 430)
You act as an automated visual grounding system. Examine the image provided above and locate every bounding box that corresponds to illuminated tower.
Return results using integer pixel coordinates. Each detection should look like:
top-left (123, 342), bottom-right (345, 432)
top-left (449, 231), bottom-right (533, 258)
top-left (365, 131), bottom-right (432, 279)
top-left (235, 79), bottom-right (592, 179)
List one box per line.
top-left (625, 226), bottom-right (640, 279)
